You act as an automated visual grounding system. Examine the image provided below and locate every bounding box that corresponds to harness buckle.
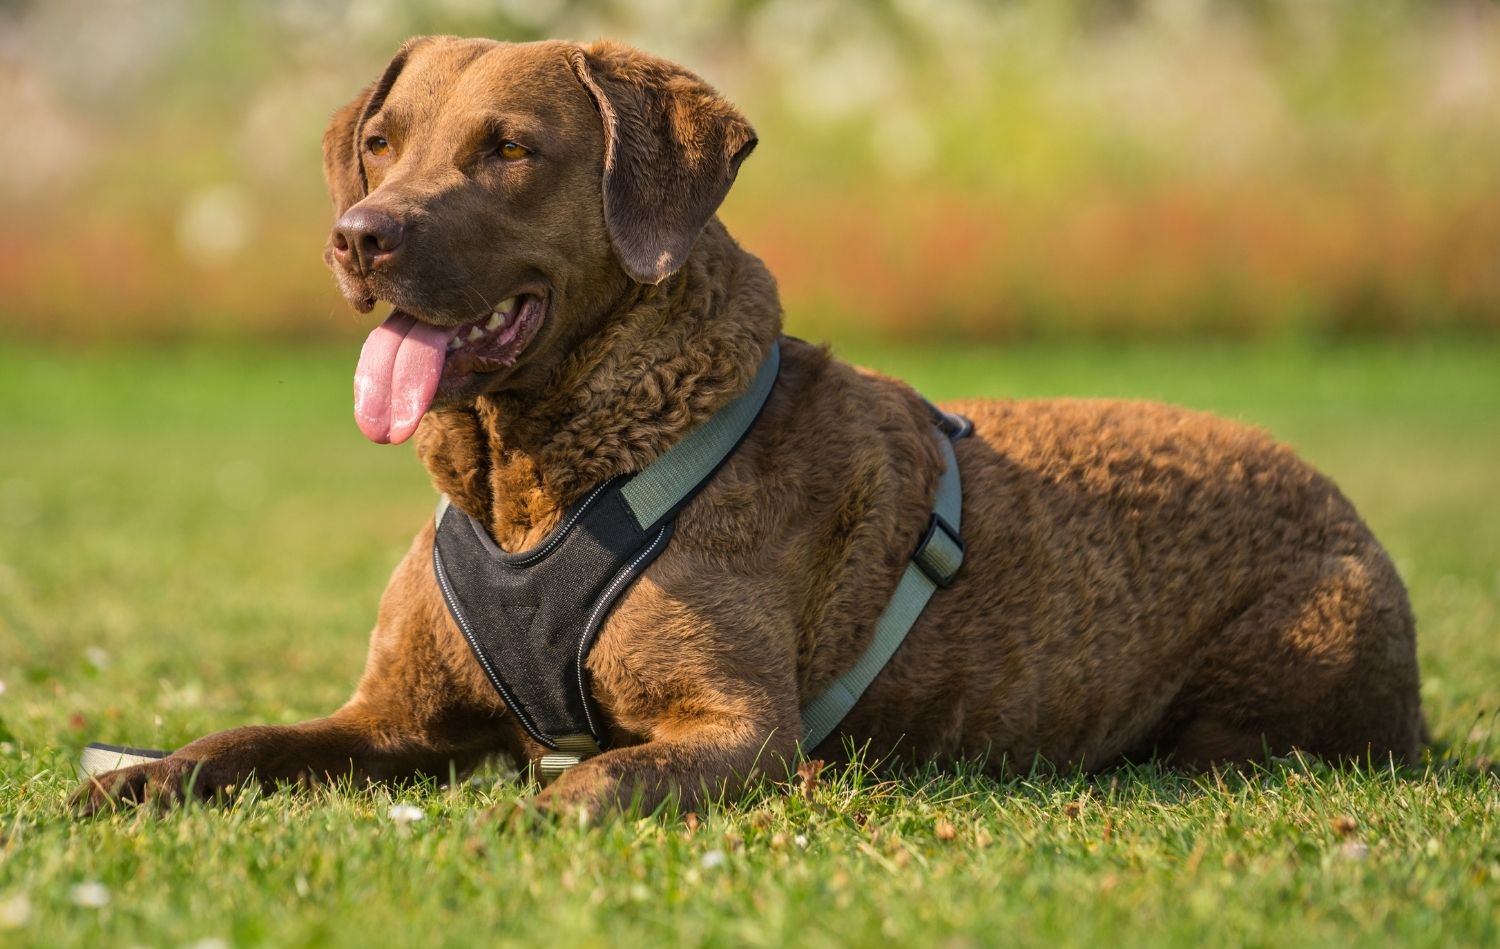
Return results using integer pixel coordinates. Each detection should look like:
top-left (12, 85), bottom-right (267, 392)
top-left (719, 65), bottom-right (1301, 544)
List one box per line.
top-left (912, 513), bottom-right (965, 588)
top-left (926, 403), bottom-right (975, 441)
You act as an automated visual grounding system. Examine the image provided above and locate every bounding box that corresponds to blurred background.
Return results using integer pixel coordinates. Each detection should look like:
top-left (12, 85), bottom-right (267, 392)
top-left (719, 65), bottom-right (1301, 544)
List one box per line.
top-left (3, 0), bottom-right (1499, 342)
top-left (0, 1), bottom-right (1496, 775)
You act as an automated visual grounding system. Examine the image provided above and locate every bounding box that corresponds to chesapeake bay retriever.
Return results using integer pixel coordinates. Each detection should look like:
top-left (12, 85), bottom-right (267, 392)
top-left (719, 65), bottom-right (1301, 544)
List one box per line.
top-left (75, 37), bottom-right (1424, 817)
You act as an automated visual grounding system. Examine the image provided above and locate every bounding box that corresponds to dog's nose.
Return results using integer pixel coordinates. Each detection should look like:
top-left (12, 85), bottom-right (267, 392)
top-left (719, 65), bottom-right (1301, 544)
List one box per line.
top-left (331, 206), bottom-right (405, 272)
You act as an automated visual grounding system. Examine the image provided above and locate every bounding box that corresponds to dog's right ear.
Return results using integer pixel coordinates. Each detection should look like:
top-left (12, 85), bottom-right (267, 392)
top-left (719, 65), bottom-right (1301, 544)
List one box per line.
top-left (321, 82), bottom-right (375, 222)
top-left (321, 37), bottom-right (437, 225)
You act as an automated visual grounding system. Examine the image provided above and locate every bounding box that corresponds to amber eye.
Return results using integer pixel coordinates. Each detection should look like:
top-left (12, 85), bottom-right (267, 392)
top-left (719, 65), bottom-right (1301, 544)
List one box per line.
top-left (366, 136), bottom-right (391, 157)
top-left (498, 140), bottom-right (530, 161)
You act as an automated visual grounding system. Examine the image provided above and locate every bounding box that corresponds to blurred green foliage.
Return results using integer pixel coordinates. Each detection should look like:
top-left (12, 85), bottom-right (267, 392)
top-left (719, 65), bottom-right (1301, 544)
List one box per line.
top-left (1, 0), bottom-right (1497, 340)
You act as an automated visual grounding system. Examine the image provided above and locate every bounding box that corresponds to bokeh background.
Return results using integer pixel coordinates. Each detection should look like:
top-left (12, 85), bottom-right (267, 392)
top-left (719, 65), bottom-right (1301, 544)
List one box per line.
top-left (4, 0), bottom-right (1500, 341)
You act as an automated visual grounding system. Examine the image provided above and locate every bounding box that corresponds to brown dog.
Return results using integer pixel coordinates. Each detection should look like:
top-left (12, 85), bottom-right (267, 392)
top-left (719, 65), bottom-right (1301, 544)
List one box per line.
top-left (75, 37), bottom-right (1424, 817)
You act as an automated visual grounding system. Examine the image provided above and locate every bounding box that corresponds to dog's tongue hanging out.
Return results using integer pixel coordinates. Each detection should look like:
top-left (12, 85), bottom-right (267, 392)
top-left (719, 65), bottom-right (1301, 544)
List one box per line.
top-left (353, 311), bottom-right (456, 445)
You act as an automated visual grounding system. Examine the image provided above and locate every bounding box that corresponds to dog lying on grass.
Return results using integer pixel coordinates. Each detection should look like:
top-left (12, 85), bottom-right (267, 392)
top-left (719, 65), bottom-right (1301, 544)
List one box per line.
top-left (75, 37), bottom-right (1424, 817)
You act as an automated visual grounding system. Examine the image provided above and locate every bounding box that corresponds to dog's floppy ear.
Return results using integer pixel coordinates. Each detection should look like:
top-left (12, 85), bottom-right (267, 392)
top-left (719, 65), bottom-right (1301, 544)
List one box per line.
top-left (567, 41), bottom-right (757, 285)
top-left (321, 36), bottom-right (437, 220)
top-left (321, 82), bottom-right (375, 222)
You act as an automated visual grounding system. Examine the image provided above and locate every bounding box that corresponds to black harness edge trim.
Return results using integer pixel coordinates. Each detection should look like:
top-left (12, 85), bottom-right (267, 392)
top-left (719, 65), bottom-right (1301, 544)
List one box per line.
top-left (574, 520), bottom-right (675, 742)
top-left (463, 477), bottom-right (624, 569)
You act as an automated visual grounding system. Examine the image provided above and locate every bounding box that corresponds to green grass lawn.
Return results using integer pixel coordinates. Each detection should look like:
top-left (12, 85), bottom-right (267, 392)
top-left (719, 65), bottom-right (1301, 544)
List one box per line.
top-left (0, 339), bottom-right (1496, 947)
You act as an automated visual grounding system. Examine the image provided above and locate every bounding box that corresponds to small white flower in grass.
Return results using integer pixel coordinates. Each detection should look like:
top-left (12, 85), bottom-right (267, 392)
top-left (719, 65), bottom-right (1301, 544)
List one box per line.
top-left (387, 803), bottom-right (425, 825)
top-left (0, 679), bottom-right (7, 696)
top-left (1338, 841), bottom-right (1370, 861)
top-left (85, 647), bottom-right (110, 671)
top-left (0, 892), bottom-right (31, 929)
top-left (793, 834), bottom-right (809, 849)
top-left (70, 881), bottom-right (109, 908)
top-left (701, 849), bottom-right (727, 869)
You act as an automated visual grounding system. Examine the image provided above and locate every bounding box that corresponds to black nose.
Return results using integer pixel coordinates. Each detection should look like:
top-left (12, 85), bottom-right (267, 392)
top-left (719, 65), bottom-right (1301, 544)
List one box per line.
top-left (331, 206), bottom-right (405, 272)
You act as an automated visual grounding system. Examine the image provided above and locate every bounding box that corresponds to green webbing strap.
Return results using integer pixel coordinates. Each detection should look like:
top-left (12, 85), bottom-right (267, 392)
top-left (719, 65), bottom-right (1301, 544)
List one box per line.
top-left (619, 343), bottom-right (781, 531)
top-left (799, 433), bottom-right (964, 753)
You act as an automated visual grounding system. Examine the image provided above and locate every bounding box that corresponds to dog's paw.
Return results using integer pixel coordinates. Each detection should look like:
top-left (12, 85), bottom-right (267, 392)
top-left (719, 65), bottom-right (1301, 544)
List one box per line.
top-left (70, 757), bottom-right (227, 817)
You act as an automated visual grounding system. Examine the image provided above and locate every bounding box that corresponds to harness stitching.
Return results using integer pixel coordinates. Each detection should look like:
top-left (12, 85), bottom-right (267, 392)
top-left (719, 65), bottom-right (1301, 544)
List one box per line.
top-left (575, 525), bottom-right (670, 740)
top-left (502, 481), bottom-right (612, 567)
top-left (433, 537), bottom-right (551, 747)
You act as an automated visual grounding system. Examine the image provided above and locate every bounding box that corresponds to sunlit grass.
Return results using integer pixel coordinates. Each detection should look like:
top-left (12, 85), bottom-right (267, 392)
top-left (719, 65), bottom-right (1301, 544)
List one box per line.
top-left (0, 339), bottom-right (1496, 946)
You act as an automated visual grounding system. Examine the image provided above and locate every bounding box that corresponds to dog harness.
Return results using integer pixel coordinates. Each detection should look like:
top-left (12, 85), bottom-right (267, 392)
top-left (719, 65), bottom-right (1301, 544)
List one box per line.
top-left (433, 340), bottom-right (968, 780)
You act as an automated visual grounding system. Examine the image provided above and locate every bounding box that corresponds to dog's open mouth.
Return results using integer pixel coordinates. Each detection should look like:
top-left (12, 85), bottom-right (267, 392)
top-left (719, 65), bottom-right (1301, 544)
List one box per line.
top-left (352, 293), bottom-right (546, 445)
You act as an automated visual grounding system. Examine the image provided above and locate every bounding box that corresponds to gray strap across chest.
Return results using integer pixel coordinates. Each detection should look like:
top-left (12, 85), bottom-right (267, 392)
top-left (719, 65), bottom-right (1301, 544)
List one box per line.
top-left (433, 340), bottom-right (966, 780)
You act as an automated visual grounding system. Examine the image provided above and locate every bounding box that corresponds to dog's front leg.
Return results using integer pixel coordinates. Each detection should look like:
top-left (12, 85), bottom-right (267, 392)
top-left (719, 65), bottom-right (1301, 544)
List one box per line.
top-left (73, 522), bottom-right (516, 815)
top-left (531, 715), bottom-right (801, 819)
top-left (71, 699), bottom-right (505, 816)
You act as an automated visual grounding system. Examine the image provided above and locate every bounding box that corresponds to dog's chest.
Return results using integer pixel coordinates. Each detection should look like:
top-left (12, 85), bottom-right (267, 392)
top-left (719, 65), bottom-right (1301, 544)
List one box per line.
top-left (433, 483), bottom-right (671, 754)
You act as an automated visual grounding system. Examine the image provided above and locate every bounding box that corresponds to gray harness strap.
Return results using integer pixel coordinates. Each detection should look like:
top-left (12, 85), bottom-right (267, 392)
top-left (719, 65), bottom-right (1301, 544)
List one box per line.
top-left (799, 422), bottom-right (966, 753)
top-left (619, 348), bottom-right (782, 531)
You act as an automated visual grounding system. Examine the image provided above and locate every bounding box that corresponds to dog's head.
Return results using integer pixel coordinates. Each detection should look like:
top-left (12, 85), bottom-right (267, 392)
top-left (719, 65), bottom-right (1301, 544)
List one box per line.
top-left (322, 37), bottom-right (756, 444)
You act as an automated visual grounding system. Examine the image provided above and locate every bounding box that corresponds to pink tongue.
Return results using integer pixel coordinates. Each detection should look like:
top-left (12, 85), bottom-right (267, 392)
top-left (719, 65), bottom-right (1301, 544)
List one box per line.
top-left (353, 311), bottom-right (455, 444)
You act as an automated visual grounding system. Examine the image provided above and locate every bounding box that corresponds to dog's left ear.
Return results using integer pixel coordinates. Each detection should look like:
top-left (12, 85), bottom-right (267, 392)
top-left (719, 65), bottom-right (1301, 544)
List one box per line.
top-left (567, 41), bottom-right (757, 285)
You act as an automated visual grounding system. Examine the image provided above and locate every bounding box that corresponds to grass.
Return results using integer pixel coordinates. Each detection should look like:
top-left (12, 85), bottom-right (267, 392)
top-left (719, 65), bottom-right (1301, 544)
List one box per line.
top-left (0, 338), bottom-right (1496, 947)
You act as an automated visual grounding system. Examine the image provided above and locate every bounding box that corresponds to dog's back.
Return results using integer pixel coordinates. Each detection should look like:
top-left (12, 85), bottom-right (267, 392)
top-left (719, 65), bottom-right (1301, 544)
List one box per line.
top-left (801, 384), bottom-right (1423, 770)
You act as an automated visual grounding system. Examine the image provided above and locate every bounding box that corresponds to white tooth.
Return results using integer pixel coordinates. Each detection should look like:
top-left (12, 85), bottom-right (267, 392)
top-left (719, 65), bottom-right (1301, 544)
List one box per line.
top-left (447, 336), bottom-right (462, 351)
top-left (467, 326), bottom-right (485, 342)
top-left (486, 313), bottom-right (503, 331)
top-left (496, 297), bottom-right (517, 314)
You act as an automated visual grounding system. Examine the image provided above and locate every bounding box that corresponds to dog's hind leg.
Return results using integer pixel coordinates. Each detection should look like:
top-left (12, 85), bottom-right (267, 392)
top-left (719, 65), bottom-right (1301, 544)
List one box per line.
top-left (1166, 548), bottom-right (1424, 770)
top-left (532, 711), bottom-right (803, 818)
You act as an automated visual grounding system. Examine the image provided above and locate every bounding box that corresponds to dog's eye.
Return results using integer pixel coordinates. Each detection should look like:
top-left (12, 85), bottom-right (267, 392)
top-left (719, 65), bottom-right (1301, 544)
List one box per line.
top-left (366, 136), bottom-right (391, 158)
top-left (497, 141), bottom-right (530, 161)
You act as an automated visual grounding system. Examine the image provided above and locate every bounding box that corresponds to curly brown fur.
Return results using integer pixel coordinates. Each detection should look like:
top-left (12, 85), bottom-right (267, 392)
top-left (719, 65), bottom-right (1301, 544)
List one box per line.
top-left (74, 38), bottom-right (1423, 819)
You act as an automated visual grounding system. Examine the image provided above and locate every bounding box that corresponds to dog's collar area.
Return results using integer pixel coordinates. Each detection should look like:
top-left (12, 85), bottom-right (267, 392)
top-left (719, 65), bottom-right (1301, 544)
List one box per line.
top-left (432, 337), bottom-right (969, 781)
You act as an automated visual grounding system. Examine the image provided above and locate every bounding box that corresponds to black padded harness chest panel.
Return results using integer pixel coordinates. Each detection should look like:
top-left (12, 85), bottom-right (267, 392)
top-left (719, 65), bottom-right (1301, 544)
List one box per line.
top-left (433, 481), bottom-right (672, 751)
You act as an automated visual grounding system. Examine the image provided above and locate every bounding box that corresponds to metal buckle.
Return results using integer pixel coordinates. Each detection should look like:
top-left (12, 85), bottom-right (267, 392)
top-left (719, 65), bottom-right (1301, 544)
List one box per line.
top-left (942, 412), bottom-right (974, 440)
top-left (912, 513), bottom-right (965, 588)
top-left (926, 403), bottom-right (974, 441)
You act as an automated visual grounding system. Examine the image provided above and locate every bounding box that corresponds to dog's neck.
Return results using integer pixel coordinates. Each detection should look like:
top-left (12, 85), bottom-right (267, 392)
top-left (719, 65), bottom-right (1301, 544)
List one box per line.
top-left (416, 222), bottom-right (782, 552)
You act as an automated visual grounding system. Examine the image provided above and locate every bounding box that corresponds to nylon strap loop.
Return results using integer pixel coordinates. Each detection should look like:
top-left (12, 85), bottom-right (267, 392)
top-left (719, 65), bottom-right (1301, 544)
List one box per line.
top-left (538, 733), bottom-right (602, 784)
